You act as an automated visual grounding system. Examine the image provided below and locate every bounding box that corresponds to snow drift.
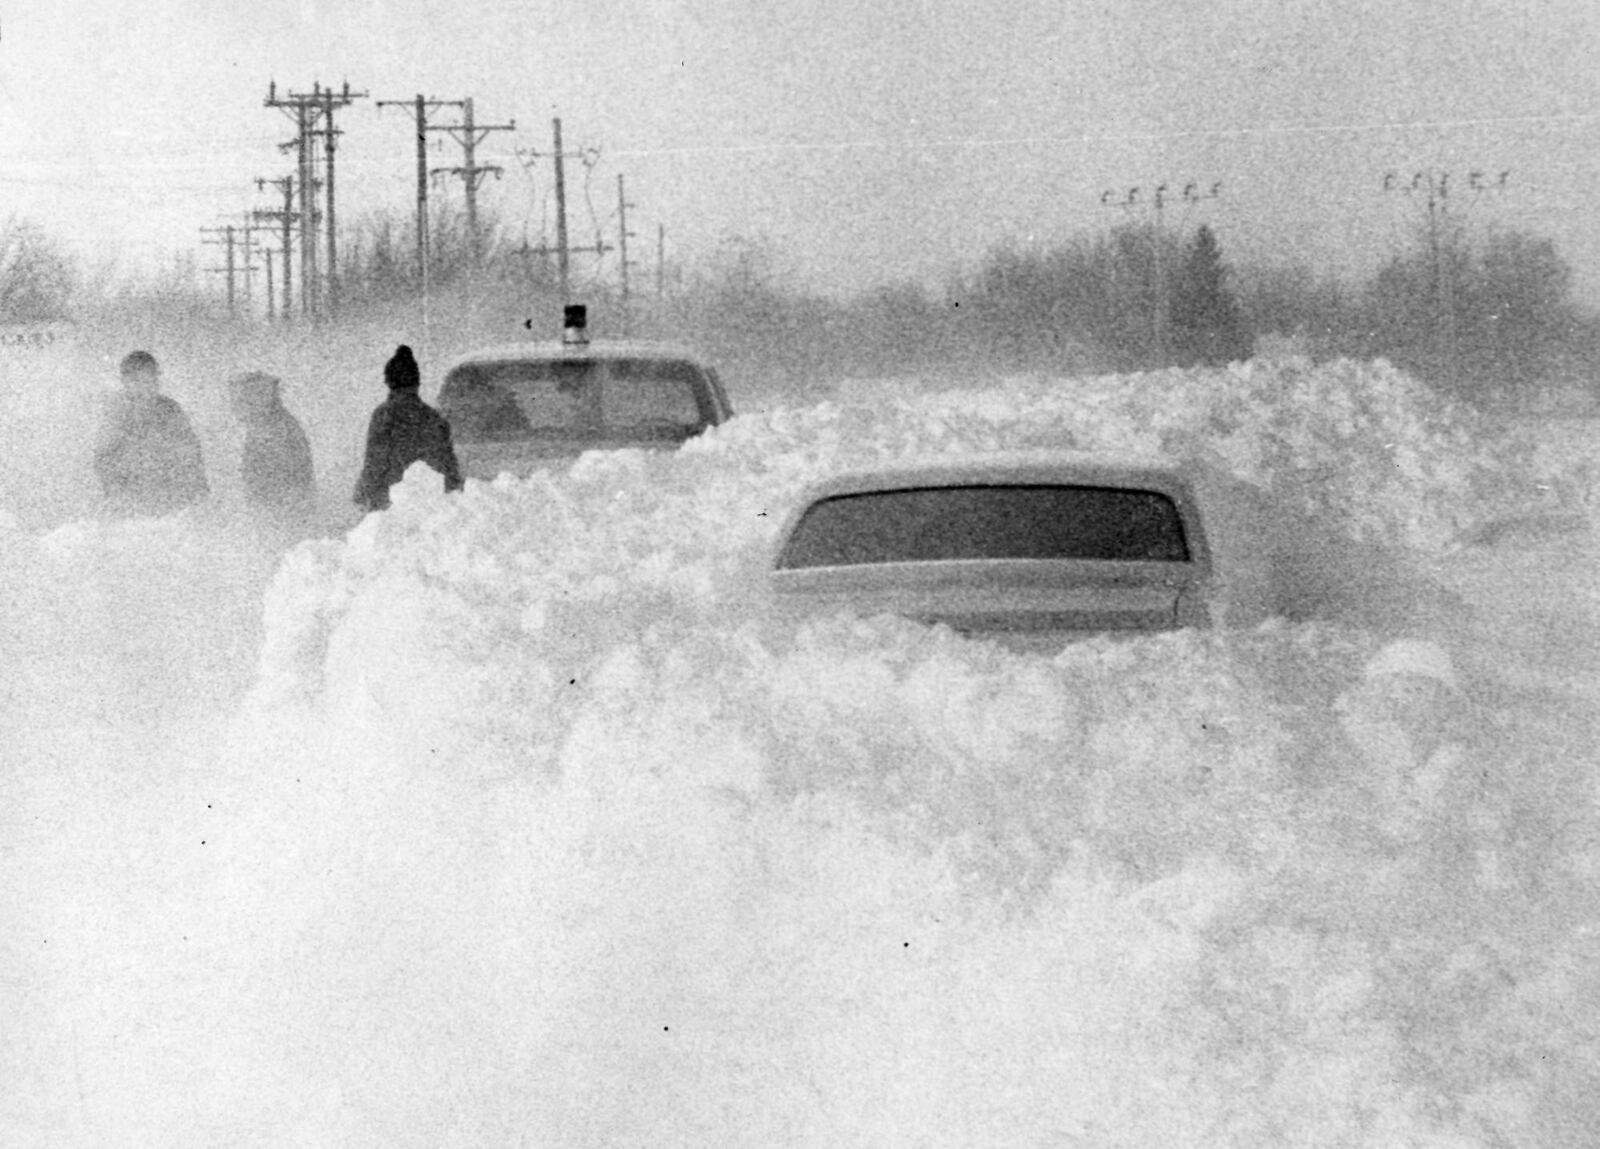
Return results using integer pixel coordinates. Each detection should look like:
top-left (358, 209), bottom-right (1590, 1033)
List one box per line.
top-left (5, 349), bottom-right (1598, 1147)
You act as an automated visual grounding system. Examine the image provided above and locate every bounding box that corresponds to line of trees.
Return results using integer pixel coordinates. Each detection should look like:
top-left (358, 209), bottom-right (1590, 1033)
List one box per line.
top-left (4, 209), bottom-right (1596, 411)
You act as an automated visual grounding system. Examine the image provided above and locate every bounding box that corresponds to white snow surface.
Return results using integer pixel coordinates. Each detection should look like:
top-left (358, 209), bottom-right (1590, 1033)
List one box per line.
top-left (4, 347), bottom-right (1599, 1147)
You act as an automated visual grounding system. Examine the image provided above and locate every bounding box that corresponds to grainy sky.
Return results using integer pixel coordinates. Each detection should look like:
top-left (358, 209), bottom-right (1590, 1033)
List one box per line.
top-left (3, 0), bottom-right (1598, 303)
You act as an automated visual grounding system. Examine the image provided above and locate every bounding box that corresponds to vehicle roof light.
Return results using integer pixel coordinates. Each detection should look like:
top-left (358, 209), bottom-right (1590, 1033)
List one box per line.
top-left (562, 303), bottom-right (589, 346)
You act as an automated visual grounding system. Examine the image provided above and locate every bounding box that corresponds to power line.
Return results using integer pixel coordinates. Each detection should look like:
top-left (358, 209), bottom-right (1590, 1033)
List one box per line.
top-left (602, 111), bottom-right (1600, 160)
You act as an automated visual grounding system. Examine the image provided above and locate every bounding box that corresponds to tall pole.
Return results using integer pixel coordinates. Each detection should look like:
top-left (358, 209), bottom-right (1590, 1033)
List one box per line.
top-left (280, 176), bottom-right (294, 320)
top-left (463, 98), bottom-right (478, 253)
top-left (437, 97), bottom-right (514, 267)
top-left (553, 117), bottom-right (570, 302)
top-left (202, 225), bottom-right (239, 314)
top-left (1100, 179), bottom-right (1221, 366)
top-left (1383, 169), bottom-right (1507, 383)
top-left (378, 94), bottom-right (465, 283)
top-left (240, 219), bottom-right (254, 312)
top-left (617, 173), bottom-right (631, 303)
top-left (414, 94), bottom-right (428, 281)
top-left (324, 85), bottom-right (340, 315)
top-left (657, 222), bottom-right (665, 301)
top-left (298, 102), bottom-right (318, 318)
top-left (264, 233), bottom-right (275, 322)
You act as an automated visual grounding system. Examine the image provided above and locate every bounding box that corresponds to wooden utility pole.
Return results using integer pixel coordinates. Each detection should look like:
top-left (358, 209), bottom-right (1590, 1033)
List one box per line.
top-left (267, 79), bottom-right (363, 320)
top-left (1100, 179), bottom-right (1222, 364)
top-left (266, 83), bottom-right (318, 318)
top-left (378, 94), bottom-right (466, 284)
top-left (617, 174), bottom-right (633, 303)
top-left (517, 119), bottom-right (610, 303)
top-left (316, 81), bottom-right (368, 316)
top-left (437, 97), bottom-right (516, 265)
top-left (201, 224), bottom-right (240, 315)
top-left (553, 118), bottom-right (570, 300)
top-left (1382, 168), bottom-right (1509, 382)
top-left (254, 175), bottom-right (298, 321)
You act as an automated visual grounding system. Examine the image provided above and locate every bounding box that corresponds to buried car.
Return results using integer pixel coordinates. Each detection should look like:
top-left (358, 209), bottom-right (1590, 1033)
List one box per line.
top-left (436, 307), bottom-right (733, 480)
top-left (768, 453), bottom-right (1461, 646)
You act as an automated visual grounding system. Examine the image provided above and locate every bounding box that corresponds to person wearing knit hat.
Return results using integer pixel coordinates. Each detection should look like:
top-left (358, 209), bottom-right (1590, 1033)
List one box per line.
top-left (353, 344), bottom-right (463, 512)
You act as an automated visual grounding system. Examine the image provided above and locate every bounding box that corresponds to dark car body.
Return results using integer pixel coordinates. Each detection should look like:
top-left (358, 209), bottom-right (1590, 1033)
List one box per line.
top-left (435, 340), bottom-right (733, 480)
top-left (769, 454), bottom-right (1286, 646)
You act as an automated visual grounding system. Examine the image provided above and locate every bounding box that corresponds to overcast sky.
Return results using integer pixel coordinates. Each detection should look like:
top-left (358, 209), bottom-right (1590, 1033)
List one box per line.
top-left (3, 0), bottom-right (1598, 304)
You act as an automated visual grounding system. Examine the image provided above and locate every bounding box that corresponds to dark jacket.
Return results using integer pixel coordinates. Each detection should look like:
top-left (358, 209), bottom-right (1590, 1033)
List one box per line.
top-left (353, 388), bottom-right (463, 512)
top-left (92, 393), bottom-right (209, 516)
top-left (241, 400), bottom-right (316, 510)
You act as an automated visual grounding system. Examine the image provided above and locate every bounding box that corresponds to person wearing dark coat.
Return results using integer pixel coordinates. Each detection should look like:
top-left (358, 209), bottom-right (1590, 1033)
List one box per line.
top-left (93, 350), bottom-right (210, 517)
top-left (352, 344), bottom-right (463, 513)
top-left (228, 370), bottom-right (315, 513)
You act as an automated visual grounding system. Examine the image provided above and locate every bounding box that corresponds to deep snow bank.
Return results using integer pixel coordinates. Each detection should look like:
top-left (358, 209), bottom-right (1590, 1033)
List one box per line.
top-left (7, 357), bottom-right (1597, 1147)
top-left (221, 357), bottom-right (1599, 1144)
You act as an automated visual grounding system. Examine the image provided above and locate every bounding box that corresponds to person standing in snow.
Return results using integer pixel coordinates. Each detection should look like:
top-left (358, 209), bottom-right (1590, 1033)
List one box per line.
top-left (93, 350), bottom-right (210, 517)
top-left (352, 344), bottom-right (463, 513)
top-left (228, 370), bottom-right (316, 517)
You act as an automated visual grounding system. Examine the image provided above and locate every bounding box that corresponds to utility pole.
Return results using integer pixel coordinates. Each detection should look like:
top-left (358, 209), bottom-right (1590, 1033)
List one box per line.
top-left (436, 97), bottom-right (516, 266)
top-left (201, 224), bottom-right (241, 316)
top-left (553, 118), bottom-right (570, 300)
top-left (267, 79), bottom-right (363, 320)
top-left (263, 229), bottom-right (275, 322)
top-left (240, 217), bottom-right (256, 313)
top-left (314, 81), bottom-right (367, 316)
top-left (1100, 180), bottom-right (1222, 364)
top-left (657, 223), bottom-right (665, 301)
top-left (517, 119), bottom-right (609, 303)
top-left (378, 94), bottom-right (466, 285)
top-left (266, 82), bottom-right (318, 319)
top-left (254, 174), bottom-right (298, 321)
top-left (1383, 168), bottom-right (1510, 381)
top-left (617, 174), bottom-right (634, 304)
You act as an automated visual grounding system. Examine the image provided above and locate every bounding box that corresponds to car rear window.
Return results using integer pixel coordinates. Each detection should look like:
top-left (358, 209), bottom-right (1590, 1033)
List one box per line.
top-left (440, 357), bottom-right (708, 440)
top-left (776, 484), bottom-right (1191, 569)
top-left (440, 361), bottom-right (592, 439)
top-left (600, 359), bottom-right (706, 428)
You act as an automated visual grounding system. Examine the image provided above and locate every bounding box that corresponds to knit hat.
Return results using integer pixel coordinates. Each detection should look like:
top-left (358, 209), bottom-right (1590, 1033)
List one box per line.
top-left (1362, 639), bottom-right (1460, 691)
top-left (384, 345), bottom-right (420, 390)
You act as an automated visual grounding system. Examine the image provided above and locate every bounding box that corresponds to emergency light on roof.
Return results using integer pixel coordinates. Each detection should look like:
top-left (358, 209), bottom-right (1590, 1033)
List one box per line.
top-left (562, 304), bottom-right (589, 346)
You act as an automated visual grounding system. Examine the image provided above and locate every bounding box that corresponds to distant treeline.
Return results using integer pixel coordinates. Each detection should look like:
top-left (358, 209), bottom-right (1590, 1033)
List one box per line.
top-left (7, 206), bottom-right (1598, 411)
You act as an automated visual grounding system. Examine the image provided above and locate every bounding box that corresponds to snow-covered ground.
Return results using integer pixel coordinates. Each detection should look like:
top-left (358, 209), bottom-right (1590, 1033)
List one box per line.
top-left (3, 337), bottom-right (1597, 1147)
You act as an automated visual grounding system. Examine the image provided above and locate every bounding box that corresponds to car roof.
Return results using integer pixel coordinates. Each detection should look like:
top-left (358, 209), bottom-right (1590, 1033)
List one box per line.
top-left (790, 451), bottom-right (1212, 502)
top-left (439, 339), bottom-right (713, 375)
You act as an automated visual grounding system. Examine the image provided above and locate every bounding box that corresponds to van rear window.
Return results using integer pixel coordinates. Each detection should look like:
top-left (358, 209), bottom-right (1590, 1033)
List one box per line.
top-left (776, 484), bottom-right (1190, 569)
